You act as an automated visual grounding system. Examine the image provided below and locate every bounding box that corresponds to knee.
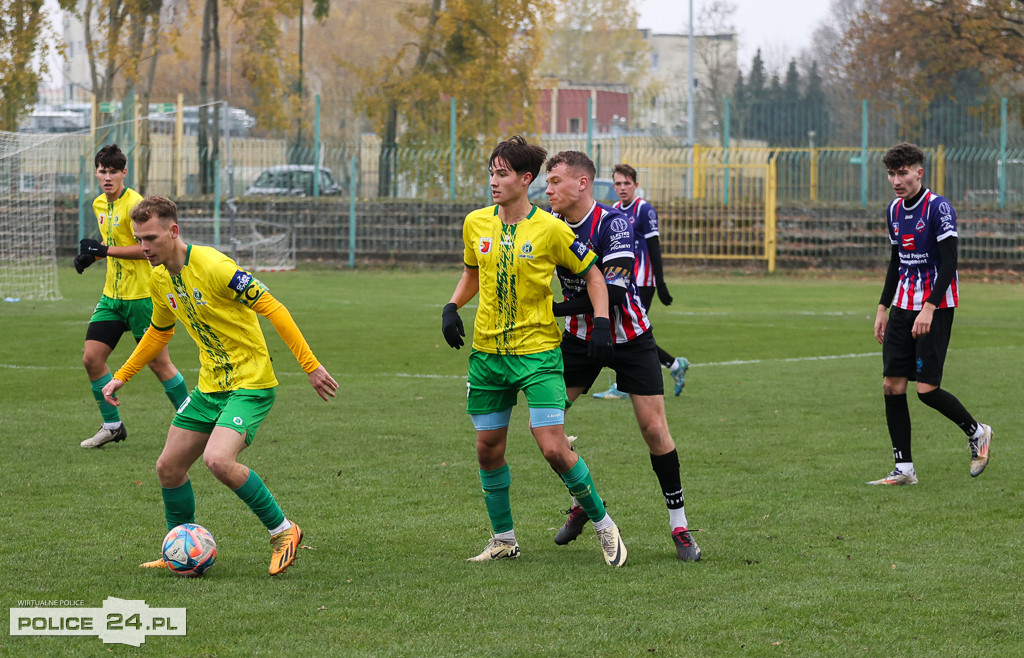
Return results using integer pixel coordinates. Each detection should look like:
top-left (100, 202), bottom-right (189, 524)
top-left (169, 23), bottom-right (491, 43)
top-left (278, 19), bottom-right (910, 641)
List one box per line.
top-left (82, 351), bottom-right (104, 375)
top-left (539, 444), bottom-right (571, 471)
top-left (883, 378), bottom-right (907, 396)
top-left (202, 451), bottom-right (231, 480)
top-left (155, 455), bottom-right (185, 487)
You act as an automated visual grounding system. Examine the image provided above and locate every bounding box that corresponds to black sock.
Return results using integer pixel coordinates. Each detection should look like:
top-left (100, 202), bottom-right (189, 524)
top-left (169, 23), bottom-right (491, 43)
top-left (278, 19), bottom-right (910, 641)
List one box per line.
top-left (884, 394), bottom-right (913, 463)
top-left (650, 449), bottom-right (684, 509)
top-left (657, 345), bottom-right (675, 369)
top-left (917, 388), bottom-right (978, 437)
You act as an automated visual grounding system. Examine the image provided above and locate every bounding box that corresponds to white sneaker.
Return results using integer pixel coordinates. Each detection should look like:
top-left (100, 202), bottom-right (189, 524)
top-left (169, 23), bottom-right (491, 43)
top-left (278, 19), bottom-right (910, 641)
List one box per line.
top-left (595, 522), bottom-right (628, 567)
top-left (467, 536), bottom-right (520, 562)
top-left (866, 468), bottom-right (918, 486)
top-left (81, 424), bottom-right (127, 448)
top-left (969, 424), bottom-right (992, 477)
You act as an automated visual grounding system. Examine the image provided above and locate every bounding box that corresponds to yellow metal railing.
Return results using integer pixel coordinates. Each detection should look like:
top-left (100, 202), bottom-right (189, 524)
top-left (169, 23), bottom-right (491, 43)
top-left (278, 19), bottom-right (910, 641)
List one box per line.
top-left (630, 161), bottom-right (777, 272)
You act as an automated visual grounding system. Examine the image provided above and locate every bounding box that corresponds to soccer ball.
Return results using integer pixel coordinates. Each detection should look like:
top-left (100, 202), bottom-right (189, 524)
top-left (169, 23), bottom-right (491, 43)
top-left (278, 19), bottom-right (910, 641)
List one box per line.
top-left (161, 523), bottom-right (217, 577)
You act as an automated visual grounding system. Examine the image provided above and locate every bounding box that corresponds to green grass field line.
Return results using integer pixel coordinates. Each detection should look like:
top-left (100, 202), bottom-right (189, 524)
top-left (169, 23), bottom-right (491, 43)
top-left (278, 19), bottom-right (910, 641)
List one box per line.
top-left (1, 266), bottom-right (1021, 656)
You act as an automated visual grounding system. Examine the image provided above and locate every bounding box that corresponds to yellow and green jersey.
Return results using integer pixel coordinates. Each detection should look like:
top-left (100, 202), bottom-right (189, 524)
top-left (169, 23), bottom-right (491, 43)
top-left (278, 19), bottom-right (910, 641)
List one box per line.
top-left (149, 245), bottom-right (278, 393)
top-left (462, 204), bottom-right (597, 355)
top-left (92, 187), bottom-right (150, 300)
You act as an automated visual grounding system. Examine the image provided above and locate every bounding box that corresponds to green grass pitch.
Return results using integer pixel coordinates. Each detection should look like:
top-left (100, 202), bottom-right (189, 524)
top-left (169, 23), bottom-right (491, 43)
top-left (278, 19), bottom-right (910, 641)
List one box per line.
top-left (1, 266), bottom-right (1022, 655)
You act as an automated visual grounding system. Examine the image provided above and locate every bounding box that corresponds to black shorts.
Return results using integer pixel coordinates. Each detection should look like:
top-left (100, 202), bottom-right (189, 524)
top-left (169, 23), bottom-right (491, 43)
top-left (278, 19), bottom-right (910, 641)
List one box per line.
top-left (882, 306), bottom-right (954, 386)
top-left (561, 330), bottom-right (664, 396)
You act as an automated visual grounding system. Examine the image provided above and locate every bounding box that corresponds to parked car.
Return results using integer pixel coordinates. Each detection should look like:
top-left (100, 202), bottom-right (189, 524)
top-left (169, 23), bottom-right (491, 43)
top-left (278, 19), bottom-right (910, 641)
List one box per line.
top-left (527, 174), bottom-right (620, 205)
top-left (244, 165), bottom-right (341, 197)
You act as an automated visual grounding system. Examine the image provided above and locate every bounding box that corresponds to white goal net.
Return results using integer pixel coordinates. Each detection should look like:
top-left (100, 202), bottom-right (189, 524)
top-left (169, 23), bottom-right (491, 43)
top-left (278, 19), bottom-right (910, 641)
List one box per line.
top-left (0, 131), bottom-right (62, 301)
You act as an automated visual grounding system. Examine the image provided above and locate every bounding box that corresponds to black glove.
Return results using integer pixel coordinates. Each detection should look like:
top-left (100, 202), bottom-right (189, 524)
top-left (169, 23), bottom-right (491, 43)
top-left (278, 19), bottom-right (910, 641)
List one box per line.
top-left (441, 302), bottom-right (465, 349)
top-left (588, 317), bottom-right (615, 366)
top-left (80, 238), bottom-right (108, 258)
top-left (656, 283), bottom-right (673, 306)
top-left (74, 254), bottom-right (97, 274)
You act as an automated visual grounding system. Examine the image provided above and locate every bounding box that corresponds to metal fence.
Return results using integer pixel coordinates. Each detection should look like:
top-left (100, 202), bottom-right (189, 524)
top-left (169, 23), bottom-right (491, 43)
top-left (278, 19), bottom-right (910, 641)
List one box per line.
top-left (24, 93), bottom-right (1024, 272)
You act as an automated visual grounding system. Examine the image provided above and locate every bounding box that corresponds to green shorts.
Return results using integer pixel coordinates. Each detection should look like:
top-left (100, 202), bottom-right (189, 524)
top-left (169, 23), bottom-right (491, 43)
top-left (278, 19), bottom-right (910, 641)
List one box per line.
top-left (89, 295), bottom-right (153, 339)
top-left (172, 387), bottom-right (277, 445)
top-left (466, 349), bottom-right (568, 415)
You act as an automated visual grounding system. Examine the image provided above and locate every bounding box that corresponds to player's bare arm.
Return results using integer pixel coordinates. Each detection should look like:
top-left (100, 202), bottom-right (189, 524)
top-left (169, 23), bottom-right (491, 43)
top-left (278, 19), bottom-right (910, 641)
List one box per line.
top-left (874, 305), bottom-right (888, 344)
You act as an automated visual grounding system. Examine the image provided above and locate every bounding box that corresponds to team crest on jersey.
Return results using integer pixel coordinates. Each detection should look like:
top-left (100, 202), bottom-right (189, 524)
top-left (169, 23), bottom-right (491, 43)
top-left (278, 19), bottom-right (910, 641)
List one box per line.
top-left (192, 288), bottom-right (207, 305)
top-left (518, 241), bottom-right (535, 259)
top-left (609, 217), bottom-right (630, 233)
top-left (916, 219), bottom-right (926, 233)
top-left (98, 213), bottom-right (106, 226)
top-left (901, 234), bottom-right (916, 251)
top-left (479, 237), bottom-right (493, 254)
top-left (112, 213), bottom-right (120, 226)
top-left (166, 293), bottom-right (178, 310)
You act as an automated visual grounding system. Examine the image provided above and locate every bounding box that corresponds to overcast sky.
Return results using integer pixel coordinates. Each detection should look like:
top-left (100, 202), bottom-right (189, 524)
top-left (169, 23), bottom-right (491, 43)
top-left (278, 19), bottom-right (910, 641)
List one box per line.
top-left (637, 0), bottom-right (833, 72)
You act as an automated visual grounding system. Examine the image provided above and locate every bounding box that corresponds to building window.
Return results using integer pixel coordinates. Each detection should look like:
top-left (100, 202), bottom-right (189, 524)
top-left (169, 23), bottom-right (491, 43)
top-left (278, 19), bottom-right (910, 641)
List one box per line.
top-left (569, 118), bottom-right (580, 133)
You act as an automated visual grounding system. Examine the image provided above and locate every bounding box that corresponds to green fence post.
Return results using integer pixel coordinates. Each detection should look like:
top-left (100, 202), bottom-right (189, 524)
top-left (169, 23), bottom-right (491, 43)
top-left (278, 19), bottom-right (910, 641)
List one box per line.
top-left (78, 155), bottom-right (88, 242)
top-left (1000, 97), bottom-right (1007, 209)
top-left (860, 99), bottom-right (868, 208)
top-left (849, 100), bottom-right (869, 208)
top-left (723, 97), bottom-right (730, 206)
top-left (450, 97), bottom-right (457, 200)
top-left (586, 96), bottom-right (594, 157)
top-left (314, 94), bottom-right (321, 197)
top-left (349, 156), bottom-right (357, 268)
top-left (213, 154), bottom-right (221, 248)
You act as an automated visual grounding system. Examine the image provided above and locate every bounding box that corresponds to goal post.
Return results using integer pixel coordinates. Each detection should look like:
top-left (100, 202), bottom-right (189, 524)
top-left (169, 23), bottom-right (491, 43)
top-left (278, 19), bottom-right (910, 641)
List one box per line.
top-left (0, 131), bottom-right (63, 301)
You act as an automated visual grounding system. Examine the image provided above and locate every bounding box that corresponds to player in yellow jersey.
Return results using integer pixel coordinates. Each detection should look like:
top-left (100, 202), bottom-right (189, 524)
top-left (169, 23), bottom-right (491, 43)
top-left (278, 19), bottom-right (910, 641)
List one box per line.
top-left (101, 195), bottom-right (338, 575)
top-left (441, 136), bottom-right (626, 566)
top-left (75, 144), bottom-right (189, 448)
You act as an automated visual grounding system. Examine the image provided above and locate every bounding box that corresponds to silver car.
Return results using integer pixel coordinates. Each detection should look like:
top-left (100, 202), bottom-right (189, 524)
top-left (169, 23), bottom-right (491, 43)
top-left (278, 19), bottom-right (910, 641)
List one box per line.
top-left (245, 165), bottom-right (342, 197)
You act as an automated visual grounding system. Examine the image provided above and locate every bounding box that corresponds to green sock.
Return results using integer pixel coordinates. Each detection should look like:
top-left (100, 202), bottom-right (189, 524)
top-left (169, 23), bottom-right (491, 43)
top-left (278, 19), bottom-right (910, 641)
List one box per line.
top-left (90, 373), bottom-right (120, 424)
top-left (563, 456), bottom-right (607, 522)
top-left (161, 372), bottom-right (189, 409)
top-left (479, 464), bottom-right (513, 534)
top-left (233, 469), bottom-right (285, 531)
top-left (162, 480), bottom-right (196, 530)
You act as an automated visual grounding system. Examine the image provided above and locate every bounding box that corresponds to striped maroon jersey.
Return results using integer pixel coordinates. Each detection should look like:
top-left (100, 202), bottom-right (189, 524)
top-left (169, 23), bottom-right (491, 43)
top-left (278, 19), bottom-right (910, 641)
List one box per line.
top-left (885, 189), bottom-right (959, 310)
top-left (613, 197), bottom-right (660, 287)
top-left (555, 202), bottom-right (652, 343)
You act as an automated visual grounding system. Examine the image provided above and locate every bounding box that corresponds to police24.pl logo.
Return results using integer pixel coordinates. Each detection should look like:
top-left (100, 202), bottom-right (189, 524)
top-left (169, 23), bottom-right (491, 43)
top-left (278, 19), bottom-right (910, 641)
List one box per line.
top-left (10, 597), bottom-right (186, 647)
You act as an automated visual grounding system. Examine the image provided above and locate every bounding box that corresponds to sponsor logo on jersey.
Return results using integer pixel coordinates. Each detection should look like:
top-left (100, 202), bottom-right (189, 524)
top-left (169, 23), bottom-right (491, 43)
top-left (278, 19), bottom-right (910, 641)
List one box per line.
top-left (229, 270), bottom-right (253, 293)
top-left (901, 234), bottom-right (916, 251)
top-left (112, 213), bottom-right (120, 226)
top-left (479, 237), bottom-right (492, 254)
top-left (938, 201), bottom-right (952, 215)
top-left (166, 293), bottom-right (178, 310)
top-left (192, 288), bottom-right (207, 305)
top-left (571, 239), bottom-right (588, 259)
top-left (518, 241), bottom-right (535, 259)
